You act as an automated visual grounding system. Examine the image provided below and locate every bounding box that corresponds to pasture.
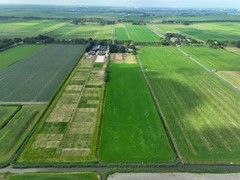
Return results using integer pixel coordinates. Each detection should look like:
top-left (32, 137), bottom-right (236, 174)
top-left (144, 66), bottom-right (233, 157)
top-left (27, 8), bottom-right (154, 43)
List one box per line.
top-left (148, 23), bottom-right (240, 42)
top-left (216, 71), bottom-right (240, 90)
top-left (180, 46), bottom-right (240, 71)
top-left (139, 46), bottom-right (201, 70)
top-left (0, 20), bottom-right (66, 39)
top-left (46, 24), bottom-right (114, 40)
top-left (125, 24), bottom-right (160, 42)
top-left (99, 62), bottom-right (175, 163)
top-left (114, 24), bottom-right (129, 41)
top-left (7, 172), bottom-right (99, 180)
top-left (139, 46), bottom-right (240, 164)
top-left (0, 45), bottom-right (44, 71)
top-left (0, 105), bottom-right (46, 166)
top-left (0, 45), bottom-right (86, 102)
top-left (17, 55), bottom-right (107, 163)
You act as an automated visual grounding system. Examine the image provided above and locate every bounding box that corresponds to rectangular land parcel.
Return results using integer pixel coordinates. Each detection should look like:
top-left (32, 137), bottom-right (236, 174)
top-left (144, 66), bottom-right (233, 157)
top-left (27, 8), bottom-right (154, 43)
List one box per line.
top-left (99, 58), bottom-right (175, 163)
top-left (0, 45), bottom-right (86, 102)
top-left (17, 55), bottom-right (107, 163)
top-left (139, 46), bottom-right (240, 164)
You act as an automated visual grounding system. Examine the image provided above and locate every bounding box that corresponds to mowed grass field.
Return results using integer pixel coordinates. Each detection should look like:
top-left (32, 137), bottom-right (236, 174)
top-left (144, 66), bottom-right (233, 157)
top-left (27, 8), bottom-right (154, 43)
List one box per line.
top-left (180, 46), bottom-right (240, 71)
top-left (0, 45), bottom-right (86, 102)
top-left (216, 71), bottom-right (240, 90)
top-left (139, 46), bottom-right (240, 164)
top-left (125, 24), bottom-right (160, 42)
top-left (6, 172), bottom-right (99, 180)
top-left (0, 45), bottom-right (44, 71)
top-left (46, 24), bottom-right (114, 40)
top-left (17, 55), bottom-right (106, 164)
top-left (114, 24), bottom-right (129, 41)
top-left (99, 60), bottom-right (175, 163)
top-left (0, 20), bottom-right (66, 39)
top-left (0, 105), bottom-right (46, 166)
top-left (148, 22), bottom-right (240, 42)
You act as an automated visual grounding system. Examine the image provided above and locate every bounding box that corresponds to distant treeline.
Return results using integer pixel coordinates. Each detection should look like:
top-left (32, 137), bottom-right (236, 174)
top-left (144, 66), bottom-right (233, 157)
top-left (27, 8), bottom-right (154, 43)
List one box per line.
top-left (162, 19), bottom-right (240, 25)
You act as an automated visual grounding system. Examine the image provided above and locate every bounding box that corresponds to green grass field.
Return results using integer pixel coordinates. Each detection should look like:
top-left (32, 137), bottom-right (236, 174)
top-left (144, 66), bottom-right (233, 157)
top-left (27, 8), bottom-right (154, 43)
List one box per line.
top-left (0, 105), bottom-right (46, 166)
top-left (125, 24), bottom-right (160, 42)
top-left (46, 24), bottom-right (113, 40)
top-left (7, 172), bottom-right (99, 180)
top-left (0, 20), bottom-right (66, 39)
top-left (217, 71), bottom-right (240, 89)
top-left (139, 46), bottom-right (201, 71)
top-left (0, 45), bottom-right (86, 102)
top-left (99, 62), bottom-right (175, 163)
top-left (139, 46), bottom-right (240, 164)
top-left (180, 46), bottom-right (240, 71)
top-left (148, 23), bottom-right (240, 42)
top-left (0, 45), bottom-right (44, 71)
top-left (17, 56), bottom-right (106, 164)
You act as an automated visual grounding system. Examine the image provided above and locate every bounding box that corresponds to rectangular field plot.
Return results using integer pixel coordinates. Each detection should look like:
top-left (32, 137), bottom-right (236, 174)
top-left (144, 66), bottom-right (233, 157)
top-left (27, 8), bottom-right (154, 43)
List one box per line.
top-left (180, 47), bottom-right (240, 71)
top-left (0, 20), bottom-right (66, 39)
top-left (0, 45), bottom-right (44, 71)
top-left (7, 172), bottom-right (99, 180)
top-left (0, 45), bottom-right (86, 103)
top-left (125, 24), bottom-right (160, 42)
top-left (139, 47), bottom-right (240, 164)
top-left (17, 56), bottom-right (107, 163)
top-left (99, 63), bottom-right (175, 163)
top-left (0, 105), bottom-right (46, 166)
top-left (114, 24), bottom-right (130, 41)
top-left (46, 24), bottom-right (114, 40)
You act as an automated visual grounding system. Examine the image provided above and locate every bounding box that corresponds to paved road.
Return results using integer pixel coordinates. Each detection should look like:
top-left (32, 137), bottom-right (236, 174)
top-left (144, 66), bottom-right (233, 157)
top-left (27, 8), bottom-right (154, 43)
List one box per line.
top-left (108, 173), bottom-right (240, 180)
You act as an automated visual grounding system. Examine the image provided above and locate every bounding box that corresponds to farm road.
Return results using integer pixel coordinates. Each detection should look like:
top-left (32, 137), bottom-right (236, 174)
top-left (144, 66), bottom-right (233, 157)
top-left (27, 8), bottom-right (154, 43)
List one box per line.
top-left (177, 47), bottom-right (240, 93)
top-left (1, 164), bottom-right (240, 174)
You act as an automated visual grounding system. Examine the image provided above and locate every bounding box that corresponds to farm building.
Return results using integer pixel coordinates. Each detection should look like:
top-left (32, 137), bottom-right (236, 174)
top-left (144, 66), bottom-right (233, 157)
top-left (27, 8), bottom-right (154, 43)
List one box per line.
top-left (91, 45), bottom-right (107, 52)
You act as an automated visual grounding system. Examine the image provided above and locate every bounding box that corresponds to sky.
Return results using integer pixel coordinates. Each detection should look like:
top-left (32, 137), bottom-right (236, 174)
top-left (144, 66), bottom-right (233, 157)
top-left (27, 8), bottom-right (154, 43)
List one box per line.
top-left (0, 0), bottom-right (240, 8)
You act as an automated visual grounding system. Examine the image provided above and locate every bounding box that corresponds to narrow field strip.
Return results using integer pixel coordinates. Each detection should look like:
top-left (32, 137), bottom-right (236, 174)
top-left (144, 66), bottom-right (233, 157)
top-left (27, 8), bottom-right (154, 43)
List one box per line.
top-left (16, 55), bottom-right (107, 164)
top-left (99, 56), bottom-right (175, 163)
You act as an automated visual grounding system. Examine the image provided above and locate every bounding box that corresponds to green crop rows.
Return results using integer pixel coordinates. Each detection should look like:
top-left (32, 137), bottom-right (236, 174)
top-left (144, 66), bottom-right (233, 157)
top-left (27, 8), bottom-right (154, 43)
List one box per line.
top-left (0, 45), bottom-right (86, 102)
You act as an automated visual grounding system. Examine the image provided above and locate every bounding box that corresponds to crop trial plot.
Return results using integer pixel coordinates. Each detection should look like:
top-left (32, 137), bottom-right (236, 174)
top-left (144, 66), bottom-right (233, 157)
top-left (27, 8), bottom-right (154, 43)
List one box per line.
top-left (0, 45), bottom-right (86, 103)
top-left (17, 55), bottom-right (107, 163)
top-left (139, 46), bottom-right (240, 164)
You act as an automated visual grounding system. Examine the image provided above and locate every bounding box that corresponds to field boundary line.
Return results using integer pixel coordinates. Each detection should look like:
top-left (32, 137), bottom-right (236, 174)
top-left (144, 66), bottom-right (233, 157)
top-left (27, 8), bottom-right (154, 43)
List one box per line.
top-left (177, 47), bottom-right (240, 93)
top-left (146, 24), bottom-right (164, 38)
top-left (136, 54), bottom-right (179, 162)
top-left (0, 102), bottom-right (48, 105)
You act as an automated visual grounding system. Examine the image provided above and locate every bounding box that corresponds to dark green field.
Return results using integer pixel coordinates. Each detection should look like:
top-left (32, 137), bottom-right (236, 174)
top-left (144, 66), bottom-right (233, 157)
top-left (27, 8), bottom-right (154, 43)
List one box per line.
top-left (99, 63), bottom-right (175, 163)
top-left (0, 45), bottom-right (86, 102)
top-left (7, 172), bottom-right (99, 180)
